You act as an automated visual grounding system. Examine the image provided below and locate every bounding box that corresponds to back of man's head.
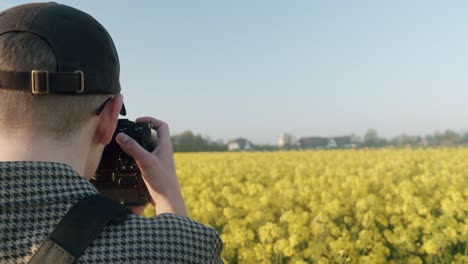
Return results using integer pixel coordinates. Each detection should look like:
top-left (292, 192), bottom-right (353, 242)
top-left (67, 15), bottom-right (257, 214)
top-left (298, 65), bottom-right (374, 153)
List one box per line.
top-left (0, 3), bottom-right (122, 140)
top-left (0, 32), bottom-right (108, 139)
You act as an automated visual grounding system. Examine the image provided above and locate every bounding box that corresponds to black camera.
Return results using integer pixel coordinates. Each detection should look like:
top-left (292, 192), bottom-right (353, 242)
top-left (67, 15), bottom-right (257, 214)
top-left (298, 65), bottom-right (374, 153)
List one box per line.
top-left (91, 119), bottom-right (155, 205)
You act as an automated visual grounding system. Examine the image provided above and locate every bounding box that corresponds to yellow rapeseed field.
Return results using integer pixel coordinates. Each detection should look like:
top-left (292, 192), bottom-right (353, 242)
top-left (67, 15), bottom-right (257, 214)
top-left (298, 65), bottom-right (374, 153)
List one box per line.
top-left (142, 149), bottom-right (468, 263)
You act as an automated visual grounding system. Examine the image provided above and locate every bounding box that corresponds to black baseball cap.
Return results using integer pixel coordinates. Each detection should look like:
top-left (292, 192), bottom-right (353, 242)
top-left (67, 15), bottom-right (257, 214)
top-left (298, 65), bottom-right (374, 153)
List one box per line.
top-left (0, 2), bottom-right (121, 96)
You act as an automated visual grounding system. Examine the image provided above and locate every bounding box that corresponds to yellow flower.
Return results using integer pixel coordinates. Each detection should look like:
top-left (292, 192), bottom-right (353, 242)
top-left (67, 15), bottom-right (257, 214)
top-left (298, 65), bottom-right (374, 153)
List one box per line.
top-left (163, 149), bottom-right (467, 262)
top-left (422, 239), bottom-right (438, 255)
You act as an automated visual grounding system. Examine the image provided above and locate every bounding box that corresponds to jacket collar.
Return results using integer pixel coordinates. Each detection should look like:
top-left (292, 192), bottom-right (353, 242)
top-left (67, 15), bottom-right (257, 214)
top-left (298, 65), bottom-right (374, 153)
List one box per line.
top-left (0, 161), bottom-right (97, 208)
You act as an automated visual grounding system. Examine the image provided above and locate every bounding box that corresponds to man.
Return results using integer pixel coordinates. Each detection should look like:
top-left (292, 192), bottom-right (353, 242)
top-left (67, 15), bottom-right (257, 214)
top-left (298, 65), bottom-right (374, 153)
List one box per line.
top-left (0, 2), bottom-right (222, 263)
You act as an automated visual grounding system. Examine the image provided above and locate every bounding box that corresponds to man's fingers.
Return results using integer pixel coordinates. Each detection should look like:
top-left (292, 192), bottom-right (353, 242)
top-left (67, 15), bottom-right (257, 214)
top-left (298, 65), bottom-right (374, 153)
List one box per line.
top-left (151, 133), bottom-right (158, 144)
top-left (136, 117), bottom-right (171, 143)
top-left (116, 132), bottom-right (151, 163)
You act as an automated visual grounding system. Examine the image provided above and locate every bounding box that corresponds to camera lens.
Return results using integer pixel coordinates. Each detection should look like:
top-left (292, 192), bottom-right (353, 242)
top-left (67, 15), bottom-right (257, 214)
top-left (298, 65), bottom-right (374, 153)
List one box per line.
top-left (117, 176), bottom-right (137, 188)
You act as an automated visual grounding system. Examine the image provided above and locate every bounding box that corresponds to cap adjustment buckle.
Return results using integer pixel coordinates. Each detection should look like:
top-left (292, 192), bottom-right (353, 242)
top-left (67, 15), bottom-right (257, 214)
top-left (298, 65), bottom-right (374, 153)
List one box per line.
top-left (31, 70), bottom-right (49, 95)
top-left (74, 70), bottom-right (85, 93)
top-left (31, 70), bottom-right (85, 94)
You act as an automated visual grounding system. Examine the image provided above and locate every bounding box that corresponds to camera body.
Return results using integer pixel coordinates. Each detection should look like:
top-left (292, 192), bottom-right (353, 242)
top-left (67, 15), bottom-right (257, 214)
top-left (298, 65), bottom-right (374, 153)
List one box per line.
top-left (91, 119), bottom-right (155, 205)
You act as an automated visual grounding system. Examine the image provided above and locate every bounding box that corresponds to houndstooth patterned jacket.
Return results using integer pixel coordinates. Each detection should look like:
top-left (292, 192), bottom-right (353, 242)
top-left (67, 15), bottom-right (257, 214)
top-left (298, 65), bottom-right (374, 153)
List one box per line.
top-left (0, 162), bottom-right (223, 263)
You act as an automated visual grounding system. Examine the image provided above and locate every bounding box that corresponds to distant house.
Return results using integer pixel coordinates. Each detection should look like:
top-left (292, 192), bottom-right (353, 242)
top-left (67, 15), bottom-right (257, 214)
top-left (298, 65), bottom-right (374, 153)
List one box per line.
top-left (333, 136), bottom-right (351, 147)
top-left (298, 137), bottom-right (328, 149)
top-left (228, 138), bottom-right (255, 151)
top-left (278, 133), bottom-right (288, 148)
top-left (298, 136), bottom-right (358, 149)
top-left (277, 133), bottom-right (297, 149)
top-left (327, 138), bottom-right (337, 148)
top-left (332, 136), bottom-right (359, 148)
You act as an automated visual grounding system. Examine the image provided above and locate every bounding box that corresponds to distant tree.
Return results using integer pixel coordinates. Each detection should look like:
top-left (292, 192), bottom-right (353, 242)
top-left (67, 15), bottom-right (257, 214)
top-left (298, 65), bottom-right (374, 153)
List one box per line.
top-left (171, 131), bottom-right (226, 152)
top-left (390, 134), bottom-right (420, 147)
top-left (255, 144), bottom-right (279, 151)
top-left (462, 132), bottom-right (468, 145)
top-left (434, 130), bottom-right (461, 146)
top-left (363, 129), bottom-right (387, 148)
top-left (425, 134), bottom-right (437, 146)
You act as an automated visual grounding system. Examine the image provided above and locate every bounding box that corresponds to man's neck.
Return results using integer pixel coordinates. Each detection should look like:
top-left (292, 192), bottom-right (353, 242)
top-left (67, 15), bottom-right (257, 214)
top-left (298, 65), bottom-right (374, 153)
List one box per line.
top-left (0, 133), bottom-right (88, 177)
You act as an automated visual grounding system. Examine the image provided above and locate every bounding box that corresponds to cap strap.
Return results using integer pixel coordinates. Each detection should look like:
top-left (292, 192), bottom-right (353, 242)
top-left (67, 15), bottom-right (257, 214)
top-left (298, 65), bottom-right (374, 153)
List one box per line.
top-left (0, 70), bottom-right (85, 94)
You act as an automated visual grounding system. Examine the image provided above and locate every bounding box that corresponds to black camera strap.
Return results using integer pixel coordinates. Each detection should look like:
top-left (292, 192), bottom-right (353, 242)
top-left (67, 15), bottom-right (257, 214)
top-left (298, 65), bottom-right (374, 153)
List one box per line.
top-left (28, 194), bottom-right (132, 264)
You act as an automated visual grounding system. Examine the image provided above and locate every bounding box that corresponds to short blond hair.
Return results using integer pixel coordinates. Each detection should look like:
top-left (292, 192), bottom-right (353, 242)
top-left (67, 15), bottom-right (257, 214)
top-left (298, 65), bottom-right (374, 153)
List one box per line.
top-left (0, 32), bottom-right (109, 139)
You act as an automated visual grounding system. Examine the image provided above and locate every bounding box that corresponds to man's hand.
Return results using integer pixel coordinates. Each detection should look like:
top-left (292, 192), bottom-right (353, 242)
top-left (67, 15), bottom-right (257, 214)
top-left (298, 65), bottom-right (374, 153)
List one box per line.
top-left (115, 117), bottom-right (187, 217)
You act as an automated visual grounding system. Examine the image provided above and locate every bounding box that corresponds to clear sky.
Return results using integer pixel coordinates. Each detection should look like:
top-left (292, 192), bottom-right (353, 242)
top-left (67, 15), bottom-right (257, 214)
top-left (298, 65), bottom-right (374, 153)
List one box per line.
top-left (3, 0), bottom-right (468, 144)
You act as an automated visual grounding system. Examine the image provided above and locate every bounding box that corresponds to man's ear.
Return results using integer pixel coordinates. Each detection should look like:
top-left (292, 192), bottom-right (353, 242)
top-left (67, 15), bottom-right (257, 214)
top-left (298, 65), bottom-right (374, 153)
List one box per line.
top-left (96, 94), bottom-right (123, 145)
